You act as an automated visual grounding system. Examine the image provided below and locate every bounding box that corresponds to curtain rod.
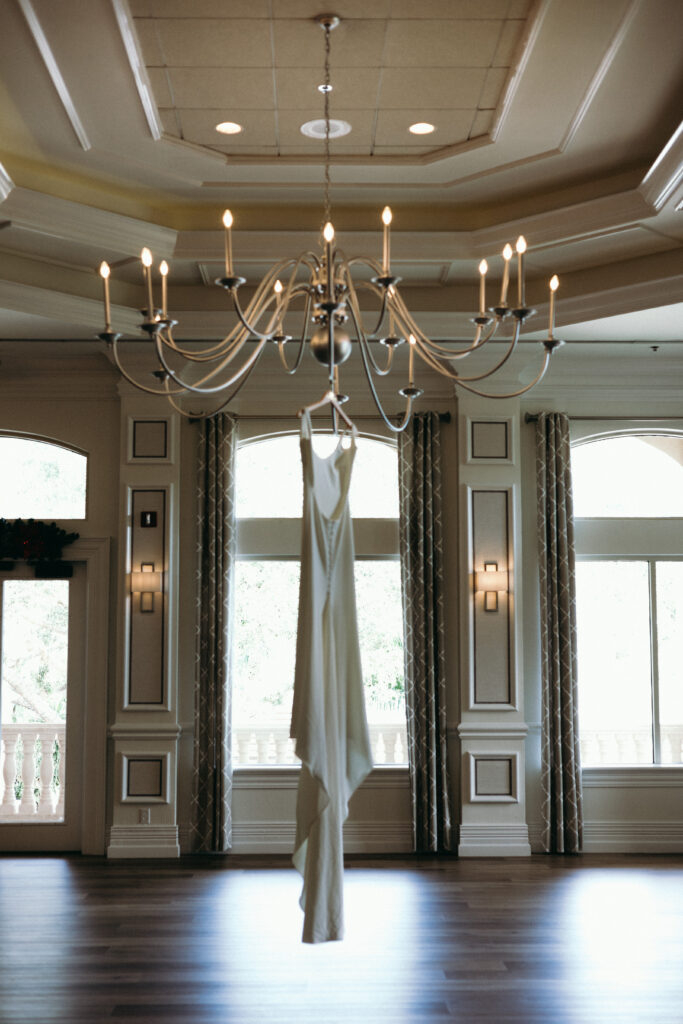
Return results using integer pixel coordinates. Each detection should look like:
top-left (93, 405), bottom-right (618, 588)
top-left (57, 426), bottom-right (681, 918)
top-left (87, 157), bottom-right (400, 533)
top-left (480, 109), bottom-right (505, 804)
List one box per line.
top-left (190, 411), bottom-right (451, 424)
top-left (524, 413), bottom-right (683, 424)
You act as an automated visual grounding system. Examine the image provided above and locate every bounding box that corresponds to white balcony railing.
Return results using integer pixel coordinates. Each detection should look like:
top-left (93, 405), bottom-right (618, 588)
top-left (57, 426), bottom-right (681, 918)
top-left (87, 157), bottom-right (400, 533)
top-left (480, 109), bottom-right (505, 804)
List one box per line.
top-left (580, 726), bottom-right (683, 767)
top-left (233, 723), bottom-right (408, 766)
top-left (0, 723), bottom-right (65, 821)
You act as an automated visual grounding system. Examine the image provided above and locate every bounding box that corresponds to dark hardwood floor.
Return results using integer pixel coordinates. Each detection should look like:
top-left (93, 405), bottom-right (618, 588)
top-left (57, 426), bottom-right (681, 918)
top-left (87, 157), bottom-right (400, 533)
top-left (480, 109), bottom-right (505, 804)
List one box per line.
top-left (0, 853), bottom-right (682, 1023)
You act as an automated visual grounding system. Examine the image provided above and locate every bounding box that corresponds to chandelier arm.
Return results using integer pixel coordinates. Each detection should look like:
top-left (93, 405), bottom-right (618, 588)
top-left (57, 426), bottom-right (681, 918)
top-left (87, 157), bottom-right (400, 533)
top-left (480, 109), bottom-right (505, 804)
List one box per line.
top-left (390, 291), bottom-right (502, 358)
top-left (227, 254), bottom-right (319, 341)
top-left (415, 318), bottom-right (523, 383)
top-left (277, 293), bottom-right (314, 374)
top-left (356, 332), bottom-right (415, 433)
top-left (346, 278), bottom-right (390, 343)
top-left (161, 340), bottom-right (267, 418)
top-left (346, 298), bottom-right (395, 376)
top-left (445, 347), bottom-right (553, 399)
top-left (153, 332), bottom-right (268, 395)
top-left (156, 323), bottom-right (251, 363)
top-left (107, 335), bottom-right (187, 396)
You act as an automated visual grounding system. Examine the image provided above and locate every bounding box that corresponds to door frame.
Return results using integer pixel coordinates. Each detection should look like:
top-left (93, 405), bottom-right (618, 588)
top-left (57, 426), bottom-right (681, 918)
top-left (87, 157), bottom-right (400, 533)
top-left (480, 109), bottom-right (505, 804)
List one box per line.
top-left (0, 538), bottom-right (110, 854)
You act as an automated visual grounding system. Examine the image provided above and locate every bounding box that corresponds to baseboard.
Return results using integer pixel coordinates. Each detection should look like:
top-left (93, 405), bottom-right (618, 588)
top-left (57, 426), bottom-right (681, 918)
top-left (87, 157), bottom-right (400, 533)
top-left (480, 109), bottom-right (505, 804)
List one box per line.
top-left (230, 820), bottom-right (414, 855)
top-left (107, 824), bottom-right (180, 859)
top-left (582, 821), bottom-right (683, 853)
top-left (528, 819), bottom-right (683, 853)
top-left (458, 823), bottom-right (531, 857)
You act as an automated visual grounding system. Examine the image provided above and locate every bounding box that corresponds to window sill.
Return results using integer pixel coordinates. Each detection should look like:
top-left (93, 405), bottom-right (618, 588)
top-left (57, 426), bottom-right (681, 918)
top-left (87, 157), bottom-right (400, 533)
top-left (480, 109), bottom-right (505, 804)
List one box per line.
top-left (233, 765), bottom-right (409, 790)
top-left (583, 766), bottom-right (683, 788)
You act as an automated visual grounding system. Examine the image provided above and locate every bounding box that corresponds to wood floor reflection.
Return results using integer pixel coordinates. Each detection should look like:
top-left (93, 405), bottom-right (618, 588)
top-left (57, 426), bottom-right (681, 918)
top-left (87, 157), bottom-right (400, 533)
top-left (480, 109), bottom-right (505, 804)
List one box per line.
top-left (0, 853), bottom-right (682, 1023)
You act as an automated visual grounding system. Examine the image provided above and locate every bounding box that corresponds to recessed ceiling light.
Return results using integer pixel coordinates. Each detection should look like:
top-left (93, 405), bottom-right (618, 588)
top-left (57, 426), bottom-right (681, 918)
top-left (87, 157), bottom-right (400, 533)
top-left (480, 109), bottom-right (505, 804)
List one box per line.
top-left (318, 83), bottom-right (333, 93)
top-left (215, 121), bottom-right (243, 135)
top-left (300, 118), bottom-right (351, 140)
top-left (409, 122), bottom-right (435, 135)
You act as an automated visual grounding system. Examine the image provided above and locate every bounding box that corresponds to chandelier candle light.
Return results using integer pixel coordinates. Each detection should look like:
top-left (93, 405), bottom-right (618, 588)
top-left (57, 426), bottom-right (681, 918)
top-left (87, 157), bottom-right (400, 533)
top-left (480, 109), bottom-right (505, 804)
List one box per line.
top-left (97, 14), bottom-right (563, 427)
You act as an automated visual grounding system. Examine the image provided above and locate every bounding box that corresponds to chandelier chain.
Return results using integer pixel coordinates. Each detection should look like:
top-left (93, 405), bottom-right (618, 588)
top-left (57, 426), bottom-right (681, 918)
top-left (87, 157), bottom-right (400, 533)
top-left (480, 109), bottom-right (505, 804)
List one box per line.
top-left (323, 22), bottom-right (331, 228)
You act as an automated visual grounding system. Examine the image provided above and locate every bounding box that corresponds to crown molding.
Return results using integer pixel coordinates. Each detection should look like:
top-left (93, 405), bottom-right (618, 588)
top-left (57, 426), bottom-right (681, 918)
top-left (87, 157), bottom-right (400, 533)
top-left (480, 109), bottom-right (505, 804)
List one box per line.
top-left (111, 0), bottom-right (163, 142)
top-left (640, 119), bottom-right (683, 211)
top-left (0, 187), bottom-right (177, 257)
top-left (16, 0), bottom-right (91, 152)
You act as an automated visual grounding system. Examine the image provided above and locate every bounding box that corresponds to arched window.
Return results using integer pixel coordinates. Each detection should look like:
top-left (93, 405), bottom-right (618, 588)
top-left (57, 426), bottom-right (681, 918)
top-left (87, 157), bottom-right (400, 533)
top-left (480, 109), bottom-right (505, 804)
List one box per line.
top-left (233, 432), bottom-right (406, 767)
top-left (571, 432), bottom-right (683, 767)
top-left (0, 435), bottom-right (87, 519)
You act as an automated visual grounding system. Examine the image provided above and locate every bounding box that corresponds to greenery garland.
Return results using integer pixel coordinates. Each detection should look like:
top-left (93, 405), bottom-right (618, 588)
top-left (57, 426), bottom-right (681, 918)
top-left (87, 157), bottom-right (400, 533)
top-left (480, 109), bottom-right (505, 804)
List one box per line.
top-left (0, 518), bottom-right (79, 565)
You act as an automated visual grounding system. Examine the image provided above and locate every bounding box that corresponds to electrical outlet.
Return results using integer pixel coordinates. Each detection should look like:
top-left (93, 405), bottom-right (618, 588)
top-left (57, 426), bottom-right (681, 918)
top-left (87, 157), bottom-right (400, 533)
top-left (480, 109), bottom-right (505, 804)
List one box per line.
top-left (138, 807), bottom-right (151, 825)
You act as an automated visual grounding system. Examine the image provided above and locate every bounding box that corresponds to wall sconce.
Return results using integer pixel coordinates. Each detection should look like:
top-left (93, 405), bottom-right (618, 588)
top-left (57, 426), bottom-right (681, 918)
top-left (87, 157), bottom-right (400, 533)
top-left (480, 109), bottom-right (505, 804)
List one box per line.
top-left (130, 562), bottom-right (163, 613)
top-left (474, 562), bottom-right (508, 612)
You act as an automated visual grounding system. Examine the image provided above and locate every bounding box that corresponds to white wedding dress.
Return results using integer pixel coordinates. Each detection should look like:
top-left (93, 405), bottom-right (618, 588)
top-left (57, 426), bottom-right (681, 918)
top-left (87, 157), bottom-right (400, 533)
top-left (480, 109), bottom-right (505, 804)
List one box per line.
top-left (290, 410), bottom-right (373, 943)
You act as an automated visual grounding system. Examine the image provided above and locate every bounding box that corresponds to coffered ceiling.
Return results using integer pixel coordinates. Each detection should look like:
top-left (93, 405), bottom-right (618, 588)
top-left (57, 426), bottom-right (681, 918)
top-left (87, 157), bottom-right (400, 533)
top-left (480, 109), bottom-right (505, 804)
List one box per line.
top-left (0, 0), bottom-right (682, 386)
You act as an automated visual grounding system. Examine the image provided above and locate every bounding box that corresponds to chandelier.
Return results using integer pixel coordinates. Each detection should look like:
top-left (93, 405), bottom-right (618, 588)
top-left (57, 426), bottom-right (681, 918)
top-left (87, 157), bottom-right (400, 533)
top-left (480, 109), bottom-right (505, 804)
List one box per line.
top-left (97, 14), bottom-right (563, 429)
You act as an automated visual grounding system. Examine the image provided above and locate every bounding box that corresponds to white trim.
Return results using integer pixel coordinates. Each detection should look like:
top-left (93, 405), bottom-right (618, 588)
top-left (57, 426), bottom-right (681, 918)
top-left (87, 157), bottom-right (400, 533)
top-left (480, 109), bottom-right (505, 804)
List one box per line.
top-left (582, 821), bottom-right (683, 853)
top-left (69, 539), bottom-right (110, 855)
top-left (107, 824), bottom-right (180, 858)
top-left (458, 823), bottom-right (531, 857)
top-left (0, 162), bottom-right (14, 202)
top-left (559, 0), bottom-right (642, 153)
top-left (466, 752), bottom-right (520, 804)
top-left (111, 0), bottom-right (164, 142)
top-left (16, 0), bottom-right (91, 151)
top-left (120, 752), bottom-right (171, 805)
top-left (233, 766), bottom-right (410, 791)
top-left (230, 820), bottom-right (413, 855)
top-left (640, 119), bottom-right (683, 211)
top-left (583, 767), bottom-right (683, 788)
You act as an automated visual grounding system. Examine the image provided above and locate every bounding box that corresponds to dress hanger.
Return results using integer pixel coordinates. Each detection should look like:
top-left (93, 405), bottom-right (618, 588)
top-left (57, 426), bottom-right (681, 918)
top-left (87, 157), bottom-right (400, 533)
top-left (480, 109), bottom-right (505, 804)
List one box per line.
top-left (298, 388), bottom-right (356, 433)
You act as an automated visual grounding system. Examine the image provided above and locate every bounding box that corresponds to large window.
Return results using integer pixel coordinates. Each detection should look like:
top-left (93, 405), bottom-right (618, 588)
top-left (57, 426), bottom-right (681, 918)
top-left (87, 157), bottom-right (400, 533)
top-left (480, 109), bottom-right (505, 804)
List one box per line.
top-left (572, 432), bottom-right (683, 766)
top-left (233, 432), bottom-right (406, 767)
top-left (0, 435), bottom-right (87, 519)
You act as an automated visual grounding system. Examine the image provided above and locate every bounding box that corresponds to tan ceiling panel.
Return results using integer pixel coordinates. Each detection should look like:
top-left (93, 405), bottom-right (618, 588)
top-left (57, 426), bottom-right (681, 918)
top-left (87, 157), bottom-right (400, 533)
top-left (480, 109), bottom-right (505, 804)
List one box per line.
top-left (374, 109), bottom-right (475, 147)
top-left (390, 0), bottom-right (522, 17)
top-left (130, 0), bottom-right (271, 17)
top-left (275, 67), bottom-right (382, 111)
top-left (470, 110), bottom-right (494, 137)
top-left (278, 107), bottom-right (375, 148)
top-left (479, 66), bottom-right (509, 109)
top-left (383, 19), bottom-right (502, 69)
top-left (159, 108), bottom-right (181, 135)
top-left (178, 109), bottom-right (277, 147)
top-left (165, 68), bottom-right (275, 109)
top-left (146, 67), bottom-right (174, 108)
top-left (152, 19), bottom-right (273, 68)
top-left (133, 19), bottom-right (164, 67)
top-left (273, 18), bottom-right (388, 69)
top-left (491, 18), bottom-right (527, 66)
top-left (271, 0), bottom-right (391, 18)
top-left (379, 68), bottom-right (486, 110)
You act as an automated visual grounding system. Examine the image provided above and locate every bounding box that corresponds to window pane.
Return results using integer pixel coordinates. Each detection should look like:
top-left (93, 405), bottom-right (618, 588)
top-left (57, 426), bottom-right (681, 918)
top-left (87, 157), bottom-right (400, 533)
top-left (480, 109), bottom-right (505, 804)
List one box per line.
top-left (232, 560), bottom-right (406, 766)
top-left (236, 435), bottom-right (398, 518)
top-left (0, 437), bottom-right (87, 519)
top-left (656, 562), bottom-right (683, 765)
top-left (572, 435), bottom-right (683, 517)
top-left (576, 561), bottom-right (653, 765)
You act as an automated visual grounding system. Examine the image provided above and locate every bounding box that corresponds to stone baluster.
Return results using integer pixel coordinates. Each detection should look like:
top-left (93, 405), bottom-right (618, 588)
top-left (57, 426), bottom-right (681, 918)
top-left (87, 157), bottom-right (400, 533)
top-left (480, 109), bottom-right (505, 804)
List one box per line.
top-left (393, 729), bottom-right (405, 765)
top-left (1, 733), bottom-right (19, 815)
top-left (19, 728), bottom-right (38, 814)
top-left (37, 729), bottom-right (57, 815)
top-left (255, 731), bottom-right (271, 765)
top-left (55, 727), bottom-right (66, 820)
top-left (274, 734), bottom-right (291, 764)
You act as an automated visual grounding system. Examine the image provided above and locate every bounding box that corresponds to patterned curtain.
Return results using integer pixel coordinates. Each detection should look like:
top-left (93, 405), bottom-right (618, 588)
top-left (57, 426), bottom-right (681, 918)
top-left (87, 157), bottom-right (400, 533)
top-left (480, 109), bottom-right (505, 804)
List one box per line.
top-left (190, 413), bottom-right (237, 852)
top-left (535, 412), bottom-right (583, 854)
top-left (398, 412), bottom-right (452, 852)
